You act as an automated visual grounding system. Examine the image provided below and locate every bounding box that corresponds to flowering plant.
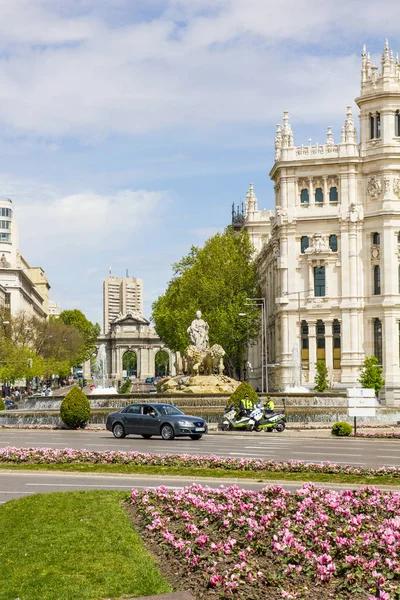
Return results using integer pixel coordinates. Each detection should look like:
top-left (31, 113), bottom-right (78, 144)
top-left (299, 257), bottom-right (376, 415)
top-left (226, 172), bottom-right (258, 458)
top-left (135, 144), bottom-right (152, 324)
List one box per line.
top-left (131, 483), bottom-right (400, 599)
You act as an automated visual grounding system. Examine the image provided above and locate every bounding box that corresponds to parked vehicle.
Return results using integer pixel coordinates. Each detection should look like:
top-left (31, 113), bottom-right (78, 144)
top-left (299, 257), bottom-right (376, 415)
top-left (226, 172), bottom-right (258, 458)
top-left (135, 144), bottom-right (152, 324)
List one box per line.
top-left (145, 377), bottom-right (155, 384)
top-left (221, 406), bottom-right (253, 431)
top-left (106, 403), bottom-right (207, 440)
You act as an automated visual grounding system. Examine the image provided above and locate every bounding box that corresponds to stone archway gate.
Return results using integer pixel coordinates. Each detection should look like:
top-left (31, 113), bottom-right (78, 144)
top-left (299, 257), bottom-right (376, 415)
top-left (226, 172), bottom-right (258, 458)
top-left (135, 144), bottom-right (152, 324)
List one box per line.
top-left (97, 312), bottom-right (176, 381)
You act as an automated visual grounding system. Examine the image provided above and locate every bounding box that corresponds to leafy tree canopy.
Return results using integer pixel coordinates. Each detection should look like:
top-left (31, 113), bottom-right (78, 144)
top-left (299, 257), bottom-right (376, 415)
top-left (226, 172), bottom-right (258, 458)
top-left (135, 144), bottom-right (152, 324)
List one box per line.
top-left (358, 355), bottom-right (385, 396)
top-left (152, 227), bottom-right (260, 374)
top-left (58, 309), bottom-right (100, 364)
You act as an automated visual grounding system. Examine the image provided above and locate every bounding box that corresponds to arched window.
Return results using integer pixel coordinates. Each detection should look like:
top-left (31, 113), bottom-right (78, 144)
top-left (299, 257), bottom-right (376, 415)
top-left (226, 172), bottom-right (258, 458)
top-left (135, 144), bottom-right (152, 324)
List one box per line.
top-left (370, 113), bottom-right (375, 139)
top-left (372, 232), bottom-right (380, 245)
top-left (373, 265), bottom-right (381, 295)
top-left (300, 189), bottom-right (309, 204)
top-left (396, 110), bottom-right (400, 137)
top-left (333, 319), bottom-right (341, 369)
top-left (315, 188), bottom-right (323, 203)
top-left (314, 266), bottom-right (325, 297)
top-left (329, 187), bottom-right (338, 202)
top-left (301, 320), bottom-right (309, 369)
top-left (376, 113), bottom-right (381, 138)
top-left (374, 318), bottom-right (383, 365)
top-left (300, 236), bottom-right (309, 254)
top-left (329, 234), bottom-right (338, 252)
top-left (317, 320), bottom-right (325, 362)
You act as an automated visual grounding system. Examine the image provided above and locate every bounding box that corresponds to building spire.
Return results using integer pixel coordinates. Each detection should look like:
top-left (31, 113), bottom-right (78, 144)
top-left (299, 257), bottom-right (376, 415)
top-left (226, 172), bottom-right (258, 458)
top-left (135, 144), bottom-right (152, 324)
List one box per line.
top-left (245, 183), bottom-right (258, 216)
top-left (342, 105), bottom-right (357, 144)
top-left (326, 126), bottom-right (334, 146)
top-left (281, 111), bottom-right (294, 148)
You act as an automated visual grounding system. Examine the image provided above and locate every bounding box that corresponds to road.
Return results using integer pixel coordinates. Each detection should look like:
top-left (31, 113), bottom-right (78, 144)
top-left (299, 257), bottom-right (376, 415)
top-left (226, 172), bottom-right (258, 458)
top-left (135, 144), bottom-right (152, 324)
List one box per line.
top-left (0, 429), bottom-right (399, 468)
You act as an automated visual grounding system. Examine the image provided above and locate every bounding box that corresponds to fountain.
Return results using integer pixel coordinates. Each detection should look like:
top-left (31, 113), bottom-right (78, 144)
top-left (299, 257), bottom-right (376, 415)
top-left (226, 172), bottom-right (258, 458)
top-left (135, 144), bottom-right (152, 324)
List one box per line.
top-left (91, 344), bottom-right (117, 395)
top-left (284, 342), bottom-right (309, 393)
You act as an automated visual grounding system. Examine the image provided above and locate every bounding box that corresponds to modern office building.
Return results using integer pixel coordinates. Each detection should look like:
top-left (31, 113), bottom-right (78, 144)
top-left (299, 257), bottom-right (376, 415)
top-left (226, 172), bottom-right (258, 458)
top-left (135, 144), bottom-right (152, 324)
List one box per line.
top-left (103, 276), bottom-right (143, 333)
top-left (0, 198), bottom-right (48, 319)
top-left (244, 40), bottom-right (400, 405)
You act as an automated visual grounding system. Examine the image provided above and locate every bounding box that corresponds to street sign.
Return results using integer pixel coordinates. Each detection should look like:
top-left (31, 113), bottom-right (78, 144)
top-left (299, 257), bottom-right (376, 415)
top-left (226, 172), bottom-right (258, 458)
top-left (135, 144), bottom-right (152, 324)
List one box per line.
top-left (347, 388), bottom-right (377, 417)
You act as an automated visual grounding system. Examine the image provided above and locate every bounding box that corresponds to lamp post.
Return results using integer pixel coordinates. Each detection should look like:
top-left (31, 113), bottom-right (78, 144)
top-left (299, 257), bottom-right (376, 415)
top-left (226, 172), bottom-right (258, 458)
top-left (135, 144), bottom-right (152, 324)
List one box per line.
top-left (282, 289), bottom-right (313, 386)
top-left (245, 297), bottom-right (268, 393)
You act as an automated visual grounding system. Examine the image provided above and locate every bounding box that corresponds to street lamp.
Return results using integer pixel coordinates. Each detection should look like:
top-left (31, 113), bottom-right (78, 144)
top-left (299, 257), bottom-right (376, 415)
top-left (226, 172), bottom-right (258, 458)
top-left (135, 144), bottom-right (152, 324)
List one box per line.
top-left (283, 289), bottom-right (313, 386)
top-left (245, 298), bottom-right (268, 393)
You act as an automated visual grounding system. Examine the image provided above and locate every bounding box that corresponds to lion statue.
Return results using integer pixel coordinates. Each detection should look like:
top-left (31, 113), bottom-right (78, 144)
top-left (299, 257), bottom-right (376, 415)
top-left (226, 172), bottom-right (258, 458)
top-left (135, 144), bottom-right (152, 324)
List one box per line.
top-left (202, 343), bottom-right (226, 376)
top-left (184, 345), bottom-right (205, 376)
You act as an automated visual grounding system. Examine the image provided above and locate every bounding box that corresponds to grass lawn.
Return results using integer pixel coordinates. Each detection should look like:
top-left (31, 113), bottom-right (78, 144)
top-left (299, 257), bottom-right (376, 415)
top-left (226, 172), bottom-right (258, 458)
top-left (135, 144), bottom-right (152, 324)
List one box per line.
top-left (0, 461), bottom-right (400, 487)
top-left (0, 490), bottom-right (171, 600)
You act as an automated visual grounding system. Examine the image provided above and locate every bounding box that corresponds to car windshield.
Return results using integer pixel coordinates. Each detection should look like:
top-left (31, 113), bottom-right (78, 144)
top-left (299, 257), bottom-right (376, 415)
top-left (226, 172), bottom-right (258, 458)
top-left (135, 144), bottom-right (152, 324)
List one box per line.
top-left (157, 405), bottom-right (184, 416)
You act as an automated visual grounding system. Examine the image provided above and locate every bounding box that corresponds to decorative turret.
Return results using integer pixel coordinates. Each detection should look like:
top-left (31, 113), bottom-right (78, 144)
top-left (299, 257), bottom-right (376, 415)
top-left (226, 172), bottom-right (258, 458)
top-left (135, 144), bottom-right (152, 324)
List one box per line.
top-left (342, 106), bottom-right (357, 144)
top-left (245, 183), bottom-right (258, 216)
top-left (281, 111), bottom-right (294, 148)
top-left (360, 39), bottom-right (400, 95)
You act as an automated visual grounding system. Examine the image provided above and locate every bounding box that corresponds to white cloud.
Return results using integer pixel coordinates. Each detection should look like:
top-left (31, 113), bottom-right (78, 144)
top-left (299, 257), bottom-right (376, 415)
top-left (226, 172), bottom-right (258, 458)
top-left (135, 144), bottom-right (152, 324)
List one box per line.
top-left (0, 0), bottom-right (397, 138)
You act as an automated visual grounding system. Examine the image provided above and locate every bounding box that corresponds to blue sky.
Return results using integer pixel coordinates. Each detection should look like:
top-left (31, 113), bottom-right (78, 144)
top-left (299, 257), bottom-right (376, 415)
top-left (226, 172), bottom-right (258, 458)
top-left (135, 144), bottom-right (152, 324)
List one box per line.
top-left (0, 0), bottom-right (399, 328)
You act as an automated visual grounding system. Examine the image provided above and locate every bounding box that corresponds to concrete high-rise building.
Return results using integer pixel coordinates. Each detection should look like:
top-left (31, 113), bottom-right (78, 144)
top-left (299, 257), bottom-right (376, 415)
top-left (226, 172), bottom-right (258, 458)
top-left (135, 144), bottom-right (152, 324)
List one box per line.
top-left (243, 40), bottom-right (400, 405)
top-left (103, 276), bottom-right (143, 333)
top-left (0, 198), bottom-right (48, 319)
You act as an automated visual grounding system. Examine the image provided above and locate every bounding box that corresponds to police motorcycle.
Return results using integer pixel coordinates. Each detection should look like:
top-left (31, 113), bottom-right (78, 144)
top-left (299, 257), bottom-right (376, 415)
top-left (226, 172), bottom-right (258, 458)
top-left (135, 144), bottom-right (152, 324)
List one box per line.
top-left (221, 398), bottom-right (286, 432)
top-left (248, 399), bottom-right (286, 433)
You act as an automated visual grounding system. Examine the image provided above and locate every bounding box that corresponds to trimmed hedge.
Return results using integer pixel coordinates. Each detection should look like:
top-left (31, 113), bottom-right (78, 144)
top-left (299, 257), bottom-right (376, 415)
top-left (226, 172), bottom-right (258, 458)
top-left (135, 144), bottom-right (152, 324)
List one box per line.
top-left (227, 381), bottom-right (258, 409)
top-left (60, 386), bottom-right (91, 429)
top-left (331, 421), bottom-right (353, 436)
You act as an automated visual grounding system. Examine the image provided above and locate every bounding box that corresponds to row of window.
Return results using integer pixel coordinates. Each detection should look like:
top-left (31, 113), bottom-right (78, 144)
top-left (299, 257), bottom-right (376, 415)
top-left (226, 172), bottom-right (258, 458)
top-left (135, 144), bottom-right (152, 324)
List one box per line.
top-left (300, 187), bottom-right (338, 204)
top-left (0, 208), bottom-right (11, 218)
top-left (370, 111), bottom-right (400, 139)
top-left (300, 235), bottom-right (337, 253)
top-left (0, 233), bottom-right (10, 242)
top-left (301, 319), bottom-right (341, 369)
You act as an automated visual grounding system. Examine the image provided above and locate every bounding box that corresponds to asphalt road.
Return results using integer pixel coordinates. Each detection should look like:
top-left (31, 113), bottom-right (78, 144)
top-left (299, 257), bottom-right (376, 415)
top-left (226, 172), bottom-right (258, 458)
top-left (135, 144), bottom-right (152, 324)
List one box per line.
top-left (1, 470), bottom-right (400, 504)
top-left (0, 429), bottom-right (399, 469)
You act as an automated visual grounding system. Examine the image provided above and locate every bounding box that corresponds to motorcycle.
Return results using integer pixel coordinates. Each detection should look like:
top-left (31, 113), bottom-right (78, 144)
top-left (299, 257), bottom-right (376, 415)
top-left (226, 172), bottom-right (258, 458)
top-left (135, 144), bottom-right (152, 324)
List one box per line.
top-left (221, 405), bottom-right (253, 430)
top-left (221, 401), bottom-right (286, 433)
top-left (248, 405), bottom-right (286, 432)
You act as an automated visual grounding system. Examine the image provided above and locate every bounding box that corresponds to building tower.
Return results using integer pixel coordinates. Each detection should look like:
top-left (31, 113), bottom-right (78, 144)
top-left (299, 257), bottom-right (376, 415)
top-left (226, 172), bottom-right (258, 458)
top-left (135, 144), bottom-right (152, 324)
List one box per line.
top-left (244, 40), bottom-right (400, 405)
top-left (103, 275), bottom-right (143, 333)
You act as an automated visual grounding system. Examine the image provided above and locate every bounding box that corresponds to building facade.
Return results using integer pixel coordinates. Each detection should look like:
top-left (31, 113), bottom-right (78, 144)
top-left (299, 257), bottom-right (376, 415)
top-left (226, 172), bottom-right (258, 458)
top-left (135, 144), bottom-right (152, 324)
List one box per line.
top-left (244, 41), bottom-right (400, 405)
top-left (103, 276), bottom-right (143, 333)
top-left (0, 198), bottom-right (48, 319)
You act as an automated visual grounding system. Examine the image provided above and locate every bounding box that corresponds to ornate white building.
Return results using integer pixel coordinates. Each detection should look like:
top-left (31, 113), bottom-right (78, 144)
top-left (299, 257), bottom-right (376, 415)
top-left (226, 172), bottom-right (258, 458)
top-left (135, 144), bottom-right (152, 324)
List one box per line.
top-left (244, 40), bottom-right (400, 405)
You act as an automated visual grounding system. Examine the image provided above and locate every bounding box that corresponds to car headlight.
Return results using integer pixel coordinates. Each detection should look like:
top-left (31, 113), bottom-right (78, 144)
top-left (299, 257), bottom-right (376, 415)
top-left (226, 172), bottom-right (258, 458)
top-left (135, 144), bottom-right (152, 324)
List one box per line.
top-left (177, 420), bottom-right (195, 427)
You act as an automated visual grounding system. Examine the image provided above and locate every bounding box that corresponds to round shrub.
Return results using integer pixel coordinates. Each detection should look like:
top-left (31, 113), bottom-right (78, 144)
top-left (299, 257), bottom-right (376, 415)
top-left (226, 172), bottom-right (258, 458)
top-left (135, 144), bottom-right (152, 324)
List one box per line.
top-left (331, 421), bottom-right (352, 436)
top-left (0, 397), bottom-right (5, 411)
top-left (227, 381), bottom-right (258, 409)
top-left (60, 386), bottom-right (91, 429)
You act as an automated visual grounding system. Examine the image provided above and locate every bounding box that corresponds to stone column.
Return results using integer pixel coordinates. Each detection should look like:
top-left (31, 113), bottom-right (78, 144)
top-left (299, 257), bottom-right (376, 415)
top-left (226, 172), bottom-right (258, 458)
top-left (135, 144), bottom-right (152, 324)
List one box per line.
top-left (308, 320), bottom-right (317, 380)
top-left (382, 225), bottom-right (396, 296)
top-left (280, 232), bottom-right (288, 297)
top-left (349, 224), bottom-right (358, 299)
top-left (280, 176), bottom-right (288, 208)
top-left (309, 178), bottom-right (314, 205)
top-left (308, 263), bottom-right (314, 296)
top-left (323, 177), bottom-right (328, 204)
top-left (325, 320), bottom-right (333, 372)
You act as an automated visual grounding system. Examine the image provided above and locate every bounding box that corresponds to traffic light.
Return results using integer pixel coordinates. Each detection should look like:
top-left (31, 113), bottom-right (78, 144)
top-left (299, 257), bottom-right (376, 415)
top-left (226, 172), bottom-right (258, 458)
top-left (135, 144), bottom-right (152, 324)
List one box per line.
top-left (27, 358), bottom-right (33, 369)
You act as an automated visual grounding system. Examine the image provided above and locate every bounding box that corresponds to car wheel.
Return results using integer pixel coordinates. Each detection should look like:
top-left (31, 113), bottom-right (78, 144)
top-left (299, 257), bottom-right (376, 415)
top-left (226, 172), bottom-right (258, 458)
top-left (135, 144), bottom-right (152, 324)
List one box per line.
top-left (141, 434), bottom-right (152, 439)
top-left (160, 424), bottom-right (175, 440)
top-left (112, 423), bottom-right (126, 439)
top-left (275, 422), bottom-right (286, 433)
top-left (189, 434), bottom-right (202, 440)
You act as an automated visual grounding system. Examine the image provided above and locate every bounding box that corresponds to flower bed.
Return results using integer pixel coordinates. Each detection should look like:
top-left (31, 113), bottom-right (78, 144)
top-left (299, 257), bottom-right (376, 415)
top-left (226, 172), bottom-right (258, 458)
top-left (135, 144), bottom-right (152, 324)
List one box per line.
top-left (2, 446), bottom-right (400, 479)
top-left (128, 483), bottom-right (400, 599)
top-left (356, 431), bottom-right (400, 439)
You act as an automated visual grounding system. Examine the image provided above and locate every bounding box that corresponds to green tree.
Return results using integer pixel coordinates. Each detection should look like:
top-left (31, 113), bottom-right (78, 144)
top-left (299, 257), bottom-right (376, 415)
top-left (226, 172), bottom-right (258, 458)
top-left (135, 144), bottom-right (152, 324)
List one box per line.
top-left (358, 355), bottom-right (385, 396)
top-left (59, 310), bottom-right (100, 364)
top-left (314, 360), bottom-right (329, 392)
top-left (152, 227), bottom-right (260, 375)
top-left (155, 350), bottom-right (169, 376)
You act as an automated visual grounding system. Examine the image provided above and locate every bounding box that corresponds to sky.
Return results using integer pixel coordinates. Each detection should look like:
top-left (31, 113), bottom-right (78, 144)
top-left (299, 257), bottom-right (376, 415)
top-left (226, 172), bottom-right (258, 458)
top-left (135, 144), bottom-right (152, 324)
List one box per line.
top-left (1, 0), bottom-right (399, 329)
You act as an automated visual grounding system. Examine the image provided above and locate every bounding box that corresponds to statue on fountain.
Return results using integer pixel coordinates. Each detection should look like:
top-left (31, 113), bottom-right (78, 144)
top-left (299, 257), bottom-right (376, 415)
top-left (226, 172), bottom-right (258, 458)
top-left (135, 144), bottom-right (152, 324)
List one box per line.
top-left (158, 310), bottom-right (239, 393)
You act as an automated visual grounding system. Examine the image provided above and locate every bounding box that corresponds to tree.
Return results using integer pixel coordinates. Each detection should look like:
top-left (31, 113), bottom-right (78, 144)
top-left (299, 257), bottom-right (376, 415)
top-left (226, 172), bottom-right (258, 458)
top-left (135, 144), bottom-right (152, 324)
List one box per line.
top-left (155, 350), bottom-right (169, 376)
top-left (152, 227), bottom-right (260, 375)
top-left (314, 360), bottom-right (329, 392)
top-left (358, 355), bottom-right (385, 396)
top-left (58, 310), bottom-right (100, 364)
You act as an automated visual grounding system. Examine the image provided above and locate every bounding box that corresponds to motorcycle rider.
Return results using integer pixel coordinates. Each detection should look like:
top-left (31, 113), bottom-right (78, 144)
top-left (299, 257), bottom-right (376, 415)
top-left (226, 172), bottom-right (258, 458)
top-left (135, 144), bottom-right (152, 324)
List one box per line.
top-left (265, 397), bottom-right (275, 413)
top-left (239, 393), bottom-right (254, 417)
